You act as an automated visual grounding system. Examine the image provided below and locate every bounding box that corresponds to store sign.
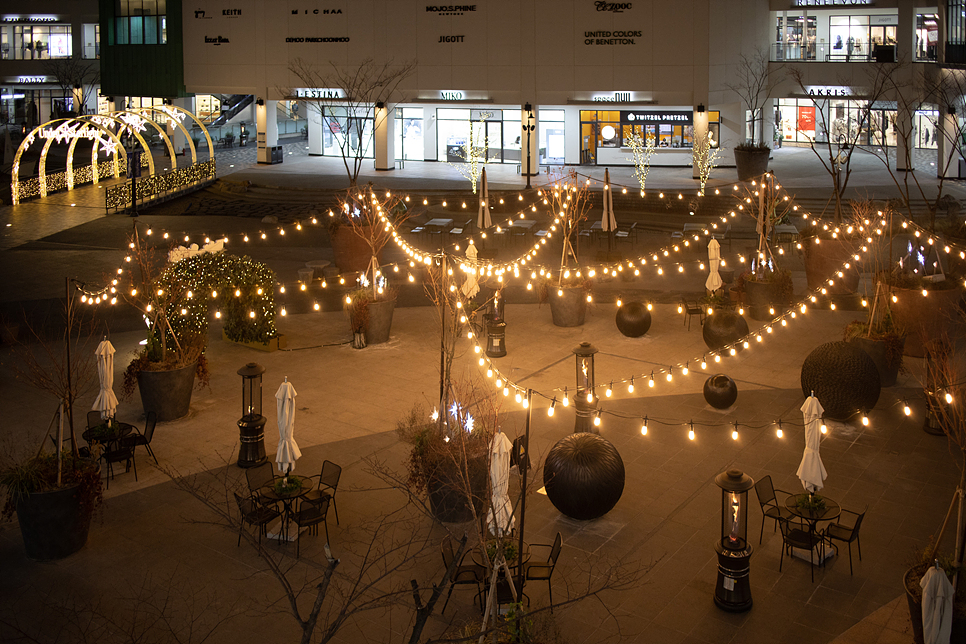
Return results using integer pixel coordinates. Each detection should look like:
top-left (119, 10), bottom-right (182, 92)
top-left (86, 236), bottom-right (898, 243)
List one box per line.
top-left (286, 36), bottom-right (350, 42)
top-left (793, 0), bottom-right (872, 6)
top-left (2, 15), bottom-right (59, 23)
top-left (205, 36), bottom-right (230, 45)
top-left (595, 2), bottom-right (632, 12)
top-left (805, 85), bottom-right (851, 97)
top-left (425, 5), bottom-right (476, 15)
top-left (621, 110), bottom-right (692, 124)
top-left (294, 87), bottom-right (345, 99)
top-left (439, 90), bottom-right (465, 100)
top-left (13, 76), bottom-right (49, 84)
top-left (584, 30), bottom-right (640, 45)
top-left (291, 9), bottom-right (344, 14)
top-left (439, 35), bottom-right (465, 42)
top-left (593, 92), bottom-right (633, 102)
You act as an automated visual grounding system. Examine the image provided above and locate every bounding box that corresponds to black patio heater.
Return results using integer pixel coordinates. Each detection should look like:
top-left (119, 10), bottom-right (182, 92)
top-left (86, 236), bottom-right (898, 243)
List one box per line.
top-left (713, 469), bottom-right (755, 612)
top-left (572, 341), bottom-right (599, 433)
top-left (485, 288), bottom-right (507, 358)
top-left (237, 362), bottom-right (267, 468)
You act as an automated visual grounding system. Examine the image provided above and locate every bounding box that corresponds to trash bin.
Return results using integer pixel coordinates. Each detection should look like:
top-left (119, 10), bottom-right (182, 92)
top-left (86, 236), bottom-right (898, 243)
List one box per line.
top-left (271, 146), bottom-right (283, 164)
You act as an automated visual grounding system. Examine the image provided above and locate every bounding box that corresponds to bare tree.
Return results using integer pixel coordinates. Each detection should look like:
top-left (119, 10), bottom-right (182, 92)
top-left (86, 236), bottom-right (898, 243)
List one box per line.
top-left (725, 48), bottom-right (783, 147)
top-left (786, 62), bottom-right (897, 222)
top-left (283, 58), bottom-right (416, 187)
top-left (446, 112), bottom-right (498, 194)
top-left (43, 58), bottom-right (99, 116)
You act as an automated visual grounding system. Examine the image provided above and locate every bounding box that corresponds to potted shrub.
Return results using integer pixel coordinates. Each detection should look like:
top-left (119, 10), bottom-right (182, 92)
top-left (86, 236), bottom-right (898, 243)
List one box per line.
top-left (733, 142), bottom-right (771, 181)
top-left (539, 171), bottom-right (595, 327)
top-left (876, 268), bottom-right (965, 358)
top-left (328, 184), bottom-right (409, 275)
top-left (799, 200), bottom-right (869, 297)
top-left (843, 290), bottom-right (905, 387)
top-left (344, 286), bottom-right (397, 348)
top-left (735, 268), bottom-right (793, 321)
top-left (724, 48), bottom-right (780, 181)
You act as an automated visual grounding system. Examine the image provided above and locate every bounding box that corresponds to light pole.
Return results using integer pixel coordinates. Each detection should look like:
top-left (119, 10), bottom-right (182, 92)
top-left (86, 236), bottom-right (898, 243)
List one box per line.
top-left (523, 103), bottom-right (535, 189)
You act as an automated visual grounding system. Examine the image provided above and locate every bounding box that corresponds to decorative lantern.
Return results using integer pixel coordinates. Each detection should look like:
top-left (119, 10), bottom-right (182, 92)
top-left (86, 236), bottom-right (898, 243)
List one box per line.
top-left (713, 469), bottom-right (754, 612)
top-left (236, 362), bottom-right (267, 468)
top-left (572, 341), bottom-right (599, 433)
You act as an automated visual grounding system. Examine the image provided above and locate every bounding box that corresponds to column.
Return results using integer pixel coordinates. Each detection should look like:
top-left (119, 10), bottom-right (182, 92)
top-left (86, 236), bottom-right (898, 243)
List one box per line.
top-left (169, 97), bottom-right (193, 156)
top-left (938, 109), bottom-right (959, 178)
top-left (256, 98), bottom-right (279, 164)
top-left (692, 105), bottom-right (709, 180)
top-left (373, 103), bottom-right (395, 170)
top-left (896, 104), bottom-right (913, 171)
top-left (307, 104), bottom-right (323, 156)
top-left (521, 103), bottom-right (538, 179)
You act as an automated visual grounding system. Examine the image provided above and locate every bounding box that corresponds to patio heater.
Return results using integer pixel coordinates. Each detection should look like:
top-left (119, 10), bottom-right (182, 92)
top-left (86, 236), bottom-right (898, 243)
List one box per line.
top-left (237, 362), bottom-right (267, 468)
top-left (572, 341), bottom-right (599, 433)
top-left (713, 469), bottom-right (755, 612)
top-left (485, 288), bottom-right (507, 358)
top-left (523, 103), bottom-right (536, 189)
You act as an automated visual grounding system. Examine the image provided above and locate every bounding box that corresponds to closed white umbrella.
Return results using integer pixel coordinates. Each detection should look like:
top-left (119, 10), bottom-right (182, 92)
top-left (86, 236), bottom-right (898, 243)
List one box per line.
top-left (275, 377), bottom-right (301, 475)
top-left (487, 431), bottom-right (515, 536)
top-left (92, 339), bottom-right (118, 419)
top-left (797, 393), bottom-right (828, 492)
top-left (921, 564), bottom-right (954, 644)
top-left (706, 238), bottom-right (723, 293)
top-left (477, 168), bottom-right (491, 230)
top-left (461, 241), bottom-right (480, 299)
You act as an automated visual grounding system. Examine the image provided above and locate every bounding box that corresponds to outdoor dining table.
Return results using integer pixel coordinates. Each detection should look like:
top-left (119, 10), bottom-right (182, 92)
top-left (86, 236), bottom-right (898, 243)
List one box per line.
top-left (784, 493), bottom-right (841, 562)
top-left (471, 541), bottom-right (532, 570)
top-left (424, 218), bottom-right (454, 231)
top-left (82, 422), bottom-right (134, 452)
top-left (260, 478), bottom-right (314, 542)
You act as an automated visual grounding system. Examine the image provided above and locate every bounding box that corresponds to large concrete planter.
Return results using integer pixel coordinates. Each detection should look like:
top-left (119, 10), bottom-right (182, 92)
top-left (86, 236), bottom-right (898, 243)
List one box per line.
top-left (16, 481), bottom-right (94, 561)
top-left (548, 286), bottom-right (587, 327)
top-left (884, 282), bottom-right (965, 357)
top-left (733, 147), bottom-right (770, 181)
top-left (803, 237), bottom-right (860, 294)
top-left (331, 225), bottom-right (381, 274)
top-left (427, 455), bottom-right (487, 524)
top-left (138, 363), bottom-right (196, 421)
top-left (743, 280), bottom-right (782, 321)
top-left (365, 299), bottom-right (395, 345)
top-left (847, 335), bottom-right (904, 387)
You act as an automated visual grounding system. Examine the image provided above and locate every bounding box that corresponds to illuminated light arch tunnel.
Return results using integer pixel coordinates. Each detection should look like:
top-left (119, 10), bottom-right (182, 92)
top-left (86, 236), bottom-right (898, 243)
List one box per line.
top-left (11, 106), bottom-right (215, 205)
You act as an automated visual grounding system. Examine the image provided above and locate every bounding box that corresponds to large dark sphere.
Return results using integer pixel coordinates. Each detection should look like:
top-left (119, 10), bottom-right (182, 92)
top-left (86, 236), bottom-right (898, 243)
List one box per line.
top-left (801, 341), bottom-right (881, 421)
top-left (704, 374), bottom-right (738, 409)
top-left (703, 310), bottom-right (750, 351)
top-left (616, 302), bottom-right (652, 337)
top-left (543, 433), bottom-right (625, 520)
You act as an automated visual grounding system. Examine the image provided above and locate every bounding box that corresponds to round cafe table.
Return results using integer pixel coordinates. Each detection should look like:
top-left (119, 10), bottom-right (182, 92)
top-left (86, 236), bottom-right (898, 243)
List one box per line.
top-left (784, 493), bottom-right (841, 561)
top-left (260, 479), bottom-right (313, 542)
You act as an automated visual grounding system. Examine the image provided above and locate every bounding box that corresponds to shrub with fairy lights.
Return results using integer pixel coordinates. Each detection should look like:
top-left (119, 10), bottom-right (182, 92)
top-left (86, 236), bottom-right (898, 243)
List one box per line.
top-left (120, 225), bottom-right (278, 397)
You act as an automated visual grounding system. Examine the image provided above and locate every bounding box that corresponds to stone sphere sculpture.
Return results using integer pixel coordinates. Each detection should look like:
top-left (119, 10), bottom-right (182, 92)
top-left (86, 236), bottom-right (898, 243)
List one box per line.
top-left (543, 433), bottom-right (625, 520)
top-left (703, 310), bottom-right (750, 352)
top-left (801, 341), bottom-right (881, 421)
top-left (615, 301), bottom-right (652, 337)
top-left (704, 374), bottom-right (738, 409)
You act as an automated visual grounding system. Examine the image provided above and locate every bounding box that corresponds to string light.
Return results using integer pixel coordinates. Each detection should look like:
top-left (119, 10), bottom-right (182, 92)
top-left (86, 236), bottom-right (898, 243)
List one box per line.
top-left (594, 410), bottom-right (602, 427)
top-left (548, 398), bottom-right (556, 417)
top-left (641, 417), bottom-right (648, 435)
top-left (688, 422), bottom-right (695, 441)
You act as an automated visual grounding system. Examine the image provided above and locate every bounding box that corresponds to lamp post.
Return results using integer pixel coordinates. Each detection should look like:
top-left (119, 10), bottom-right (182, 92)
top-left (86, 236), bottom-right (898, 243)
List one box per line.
top-left (572, 341), bottom-right (599, 433)
top-left (523, 103), bottom-right (535, 190)
top-left (237, 362), bottom-right (267, 468)
top-left (713, 469), bottom-right (755, 612)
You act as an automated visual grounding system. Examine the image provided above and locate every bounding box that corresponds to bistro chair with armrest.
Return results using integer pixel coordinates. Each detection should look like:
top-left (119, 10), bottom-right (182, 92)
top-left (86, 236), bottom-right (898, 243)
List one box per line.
top-left (680, 298), bottom-right (705, 331)
top-left (102, 444), bottom-right (137, 489)
top-left (754, 475), bottom-right (796, 544)
top-left (292, 495), bottom-right (331, 558)
top-left (615, 221), bottom-right (638, 244)
top-left (440, 537), bottom-right (485, 613)
top-left (823, 506), bottom-right (866, 575)
top-left (778, 518), bottom-right (824, 582)
top-left (524, 532), bottom-right (562, 612)
top-left (233, 491), bottom-right (280, 546)
top-left (121, 411), bottom-right (158, 465)
top-left (245, 462), bottom-right (277, 502)
top-left (302, 459), bottom-right (342, 525)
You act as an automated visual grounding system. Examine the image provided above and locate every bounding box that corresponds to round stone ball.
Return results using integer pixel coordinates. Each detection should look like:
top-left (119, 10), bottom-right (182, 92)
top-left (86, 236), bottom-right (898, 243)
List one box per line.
top-left (543, 433), bottom-right (625, 521)
top-left (801, 341), bottom-right (881, 421)
top-left (616, 301), bottom-right (652, 337)
top-left (704, 374), bottom-right (738, 409)
top-left (703, 309), bottom-right (750, 352)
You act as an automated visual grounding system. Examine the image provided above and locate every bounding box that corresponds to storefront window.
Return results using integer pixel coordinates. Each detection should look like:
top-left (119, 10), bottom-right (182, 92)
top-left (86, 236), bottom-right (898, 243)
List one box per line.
top-left (917, 14), bottom-right (939, 61)
top-left (540, 109), bottom-right (565, 164)
top-left (774, 16), bottom-right (816, 61)
top-left (436, 108), bottom-right (510, 164)
top-left (323, 106), bottom-right (373, 159)
top-left (83, 24), bottom-right (100, 59)
top-left (916, 111), bottom-right (939, 149)
top-left (828, 15), bottom-right (896, 61)
top-left (196, 95), bottom-right (221, 122)
top-left (4, 25), bottom-right (72, 59)
top-left (395, 107), bottom-right (424, 161)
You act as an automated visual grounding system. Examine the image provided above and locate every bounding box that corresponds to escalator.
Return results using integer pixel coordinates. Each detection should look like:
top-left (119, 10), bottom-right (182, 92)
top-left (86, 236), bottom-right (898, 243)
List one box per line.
top-left (210, 95), bottom-right (254, 128)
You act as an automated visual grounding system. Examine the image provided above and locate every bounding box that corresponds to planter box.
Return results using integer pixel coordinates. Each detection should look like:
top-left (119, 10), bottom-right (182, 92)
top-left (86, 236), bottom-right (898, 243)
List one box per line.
top-left (548, 286), bottom-right (588, 327)
top-left (16, 481), bottom-right (95, 561)
top-left (733, 147), bottom-right (770, 181)
top-left (803, 237), bottom-right (860, 295)
top-left (138, 363), bottom-right (196, 422)
top-left (223, 330), bottom-right (288, 352)
top-left (883, 282), bottom-right (965, 357)
top-left (365, 299), bottom-right (395, 345)
top-left (848, 335), bottom-right (904, 387)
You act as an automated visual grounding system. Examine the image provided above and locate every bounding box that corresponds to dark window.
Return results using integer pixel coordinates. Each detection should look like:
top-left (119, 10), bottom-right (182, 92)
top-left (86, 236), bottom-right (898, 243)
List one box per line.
top-left (115, 0), bottom-right (166, 45)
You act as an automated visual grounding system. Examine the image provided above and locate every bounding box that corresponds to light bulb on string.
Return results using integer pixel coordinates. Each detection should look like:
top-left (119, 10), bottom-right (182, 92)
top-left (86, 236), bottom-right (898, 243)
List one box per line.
top-left (640, 417), bottom-right (648, 436)
top-left (548, 398), bottom-right (556, 417)
top-left (861, 415), bottom-right (869, 426)
top-left (688, 423), bottom-right (695, 441)
top-left (820, 423), bottom-right (827, 434)
top-left (946, 392), bottom-right (954, 404)
top-left (903, 401), bottom-right (912, 416)
top-left (605, 382), bottom-right (613, 397)
top-left (649, 371), bottom-right (655, 387)
top-left (562, 388), bottom-right (569, 407)
top-left (628, 378), bottom-right (635, 393)
top-left (732, 422), bottom-right (739, 441)
top-left (586, 391), bottom-right (594, 403)
top-left (594, 410), bottom-right (601, 427)
top-left (776, 420), bottom-right (783, 439)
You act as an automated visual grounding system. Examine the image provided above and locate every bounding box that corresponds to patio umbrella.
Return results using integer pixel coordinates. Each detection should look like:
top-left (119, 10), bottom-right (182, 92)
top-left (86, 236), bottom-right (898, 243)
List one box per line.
top-left (921, 563), bottom-right (954, 644)
top-left (477, 167), bottom-right (491, 230)
top-left (461, 241), bottom-right (480, 299)
top-left (796, 393), bottom-right (828, 493)
top-left (706, 238), bottom-right (723, 293)
top-left (487, 431), bottom-right (515, 536)
top-left (92, 339), bottom-right (118, 420)
top-left (275, 377), bottom-right (301, 475)
top-left (601, 168), bottom-right (617, 250)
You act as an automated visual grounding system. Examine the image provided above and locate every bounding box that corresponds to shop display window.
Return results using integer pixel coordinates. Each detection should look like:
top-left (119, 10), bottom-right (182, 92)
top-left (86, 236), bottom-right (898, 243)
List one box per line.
top-left (774, 16), bottom-right (816, 61)
top-left (3, 25), bottom-right (72, 59)
top-left (539, 109), bottom-right (565, 164)
top-left (395, 107), bottom-right (424, 161)
top-left (916, 14), bottom-right (939, 61)
top-left (323, 106), bottom-right (373, 159)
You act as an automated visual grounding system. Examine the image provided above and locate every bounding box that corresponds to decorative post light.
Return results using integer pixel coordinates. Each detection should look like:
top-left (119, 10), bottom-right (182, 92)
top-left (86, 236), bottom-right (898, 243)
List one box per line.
top-left (523, 103), bottom-right (536, 190)
top-left (236, 362), bottom-right (267, 468)
top-left (572, 341), bottom-right (599, 433)
top-left (713, 469), bottom-right (755, 612)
